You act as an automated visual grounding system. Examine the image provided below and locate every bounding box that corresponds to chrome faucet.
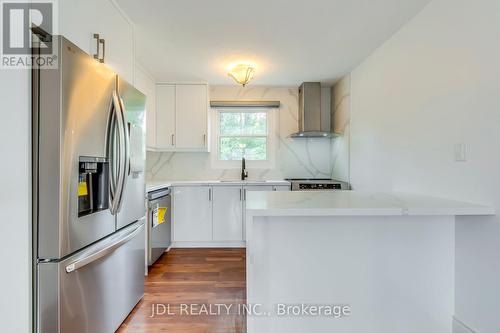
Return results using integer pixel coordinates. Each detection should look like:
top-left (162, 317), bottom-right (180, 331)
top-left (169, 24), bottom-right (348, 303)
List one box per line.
top-left (241, 157), bottom-right (248, 180)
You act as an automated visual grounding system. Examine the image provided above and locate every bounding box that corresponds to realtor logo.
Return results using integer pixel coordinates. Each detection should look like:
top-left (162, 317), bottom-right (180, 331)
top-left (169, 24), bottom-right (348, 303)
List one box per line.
top-left (1, 0), bottom-right (57, 69)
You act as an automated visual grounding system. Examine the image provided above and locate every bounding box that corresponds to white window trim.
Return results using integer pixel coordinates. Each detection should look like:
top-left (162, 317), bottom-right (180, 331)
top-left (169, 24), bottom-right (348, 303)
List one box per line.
top-left (211, 107), bottom-right (276, 169)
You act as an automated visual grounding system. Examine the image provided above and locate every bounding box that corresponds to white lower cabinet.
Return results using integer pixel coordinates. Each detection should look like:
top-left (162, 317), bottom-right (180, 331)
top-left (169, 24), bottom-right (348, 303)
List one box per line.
top-left (172, 186), bottom-right (212, 241)
top-left (242, 185), bottom-right (273, 241)
top-left (172, 184), bottom-right (289, 245)
top-left (213, 186), bottom-right (244, 241)
top-left (273, 185), bottom-right (291, 191)
top-left (243, 185), bottom-right (272, 199)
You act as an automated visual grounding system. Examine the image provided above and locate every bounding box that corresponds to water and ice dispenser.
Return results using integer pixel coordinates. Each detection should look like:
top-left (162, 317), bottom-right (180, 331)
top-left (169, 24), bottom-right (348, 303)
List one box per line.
top-left (78, 157), bottom-right (109, 217)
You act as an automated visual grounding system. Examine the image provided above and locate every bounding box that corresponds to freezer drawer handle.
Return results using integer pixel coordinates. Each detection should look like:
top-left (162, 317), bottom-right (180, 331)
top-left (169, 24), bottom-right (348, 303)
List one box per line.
top-left (65, 224), bottom-right (144, 273)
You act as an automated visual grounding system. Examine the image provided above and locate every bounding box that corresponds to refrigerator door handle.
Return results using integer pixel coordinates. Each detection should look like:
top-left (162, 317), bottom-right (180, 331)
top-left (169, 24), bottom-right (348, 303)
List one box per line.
top-left (115, 96), bottom-right (130, 212)
top-left (65, 223), bottom-right (144, 273)
top-left (113, 91), bottom-right (127, 213)
top-left (105, 91), bottom-right (122, 215)
top-left (119, 96), bottom-right (130, 175)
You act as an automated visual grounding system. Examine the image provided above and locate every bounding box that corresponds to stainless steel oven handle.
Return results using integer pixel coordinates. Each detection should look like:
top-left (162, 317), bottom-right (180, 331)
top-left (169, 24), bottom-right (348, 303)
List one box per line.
top-left (65, 223), bottom-right (144, 273)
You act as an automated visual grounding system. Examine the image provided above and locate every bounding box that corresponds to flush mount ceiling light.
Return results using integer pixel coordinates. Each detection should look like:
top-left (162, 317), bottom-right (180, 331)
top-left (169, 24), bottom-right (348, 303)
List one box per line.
top-left (228, 63), bottom-right (255, 87)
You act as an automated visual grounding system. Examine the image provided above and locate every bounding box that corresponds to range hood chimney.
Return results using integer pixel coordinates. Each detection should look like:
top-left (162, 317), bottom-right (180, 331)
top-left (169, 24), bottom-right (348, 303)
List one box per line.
top-left (290, 82), bottom-right (333, 138)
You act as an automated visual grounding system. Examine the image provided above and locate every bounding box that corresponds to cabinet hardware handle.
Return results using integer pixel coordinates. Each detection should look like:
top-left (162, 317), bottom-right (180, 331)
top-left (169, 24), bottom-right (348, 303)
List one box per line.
top-left (99, 38), bottom-right (105, 63)
top-left (171, 134), bottom-right (174, 146)
top-left (208, 188), bottom-right (212, 201)
top-left (203, 134), bottom-right (206, 146)
top-left (243, 189), bottom-right (246, 201)
top-left (239, 188), bottom-right (242, 201)
top-left (93, 34), bottom-right (100, 61)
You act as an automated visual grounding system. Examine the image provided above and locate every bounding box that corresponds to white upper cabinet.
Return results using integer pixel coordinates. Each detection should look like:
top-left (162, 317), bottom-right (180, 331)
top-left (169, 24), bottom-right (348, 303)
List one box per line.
top-left (156, 85), bottom-right (176, 150)
top-left (59, 0), bottom-right (134, 83)
top-left (151, 84), bottom-right (209, 152)
top-left (175, 85), bottom-right (208, 150)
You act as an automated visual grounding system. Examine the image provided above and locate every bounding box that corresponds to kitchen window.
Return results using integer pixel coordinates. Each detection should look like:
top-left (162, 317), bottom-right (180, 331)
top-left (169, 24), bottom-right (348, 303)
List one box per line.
top-left (212, 108), bottom-right (275, 168)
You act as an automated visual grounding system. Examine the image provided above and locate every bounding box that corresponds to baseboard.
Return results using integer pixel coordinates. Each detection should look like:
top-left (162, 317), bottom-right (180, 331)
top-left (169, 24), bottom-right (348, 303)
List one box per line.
top-left (172, 241), bottom-right (246, 248)
top-left (453, 317), bottom-right (476, 333)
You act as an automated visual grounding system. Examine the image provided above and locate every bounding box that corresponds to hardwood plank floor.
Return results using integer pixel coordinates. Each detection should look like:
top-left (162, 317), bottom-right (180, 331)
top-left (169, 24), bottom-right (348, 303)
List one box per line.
top-left (117, 248), bottom-right (246, 333)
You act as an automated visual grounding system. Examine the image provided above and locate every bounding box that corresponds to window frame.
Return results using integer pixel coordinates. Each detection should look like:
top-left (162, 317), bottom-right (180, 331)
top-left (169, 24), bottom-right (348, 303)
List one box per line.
top-left (211, 107), bottom-right (276, 169)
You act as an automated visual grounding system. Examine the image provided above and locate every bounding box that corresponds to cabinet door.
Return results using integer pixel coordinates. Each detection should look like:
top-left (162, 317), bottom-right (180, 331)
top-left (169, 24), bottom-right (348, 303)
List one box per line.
top-left (59, 0), bottom-right (100, 55)
top-left (242, 185), bottom-right (273, 241)
top-left (213, 186), bottom-right (243, 241)
top-left (96, 0), bottom-right (134, 83)
top-left (59, 0), bottom-right (134, 83)
top-left (175, 85), bottom-right (208, 150)
top-left (156, 85), bottom-right (176, 149)
top-left (243, 185), bottom-right (273, 199)
top-left (273, 185), bottom-right (291, 191)
top-left (172, 187), bottom-right (212, 242)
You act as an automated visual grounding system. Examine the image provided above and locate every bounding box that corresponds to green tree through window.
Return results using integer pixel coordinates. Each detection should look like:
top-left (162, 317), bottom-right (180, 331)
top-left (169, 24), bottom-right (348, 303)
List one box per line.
top-left (219, 111), bottom-right (267, 160)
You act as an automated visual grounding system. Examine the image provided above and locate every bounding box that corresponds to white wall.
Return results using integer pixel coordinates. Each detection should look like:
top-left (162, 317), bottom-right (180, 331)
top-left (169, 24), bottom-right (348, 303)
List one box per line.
top-left (147, 86), bottom-right (345, 181)
top-left (349, 0), bottom-right (500, 331)
top-left (0, 70), bottom-right (32, 332)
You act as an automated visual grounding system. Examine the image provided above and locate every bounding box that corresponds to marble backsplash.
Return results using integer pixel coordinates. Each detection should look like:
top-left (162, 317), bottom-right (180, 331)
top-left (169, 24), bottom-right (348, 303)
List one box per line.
top-left (331, 75), bottom-right (351, 182)
top-left (146, 84), bottom-right (350, 182)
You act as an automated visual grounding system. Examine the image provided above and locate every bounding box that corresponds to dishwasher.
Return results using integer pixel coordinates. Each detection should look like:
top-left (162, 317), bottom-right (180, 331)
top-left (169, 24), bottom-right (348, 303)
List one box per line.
top-left (146, 188), bottom-right (171, 265)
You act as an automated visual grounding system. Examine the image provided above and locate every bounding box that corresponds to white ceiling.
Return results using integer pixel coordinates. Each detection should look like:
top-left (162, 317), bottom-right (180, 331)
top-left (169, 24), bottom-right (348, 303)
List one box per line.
top-left (117, 0), bottom-right (431, 86)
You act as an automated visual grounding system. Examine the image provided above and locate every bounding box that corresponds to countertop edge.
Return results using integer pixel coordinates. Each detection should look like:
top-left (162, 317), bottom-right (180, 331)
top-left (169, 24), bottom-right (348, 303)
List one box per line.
top-left (244, 191), bottom-right (495, 217)
top-left (245, 207), bottom-right (495, 217)
top-left (147, 180), bottom-right (291, 192)
top-left (246, 208), bottom-right (404, 217)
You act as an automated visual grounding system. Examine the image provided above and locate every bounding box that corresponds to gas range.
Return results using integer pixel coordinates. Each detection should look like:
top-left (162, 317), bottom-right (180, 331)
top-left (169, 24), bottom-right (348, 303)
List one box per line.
top-left (285, 178), bottom-right (350, 191)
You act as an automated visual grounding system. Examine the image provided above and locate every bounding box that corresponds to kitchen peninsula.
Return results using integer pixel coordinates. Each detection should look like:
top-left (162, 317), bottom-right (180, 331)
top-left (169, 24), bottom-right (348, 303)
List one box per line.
top-left (245, 191), bottom-right (494, 333)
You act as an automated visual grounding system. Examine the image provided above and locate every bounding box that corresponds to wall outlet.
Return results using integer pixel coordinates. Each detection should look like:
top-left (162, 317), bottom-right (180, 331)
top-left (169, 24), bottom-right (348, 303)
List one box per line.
top-left (455, 143), bottom-right (468, 162)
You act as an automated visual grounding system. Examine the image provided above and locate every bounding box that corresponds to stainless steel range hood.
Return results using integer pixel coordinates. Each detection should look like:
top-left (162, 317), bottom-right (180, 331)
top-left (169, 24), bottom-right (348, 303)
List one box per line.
top-left (290, 82), bottom-right (333, 138)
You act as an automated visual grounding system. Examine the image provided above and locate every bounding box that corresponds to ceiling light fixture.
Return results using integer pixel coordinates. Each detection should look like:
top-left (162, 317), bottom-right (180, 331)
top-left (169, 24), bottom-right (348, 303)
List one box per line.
top-left (228, 63), bottom-right (255, 87)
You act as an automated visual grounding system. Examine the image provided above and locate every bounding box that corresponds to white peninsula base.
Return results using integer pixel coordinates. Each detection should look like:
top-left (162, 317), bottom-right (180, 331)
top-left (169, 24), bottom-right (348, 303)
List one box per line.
top-left (245, 191), bottom-right (494, 333)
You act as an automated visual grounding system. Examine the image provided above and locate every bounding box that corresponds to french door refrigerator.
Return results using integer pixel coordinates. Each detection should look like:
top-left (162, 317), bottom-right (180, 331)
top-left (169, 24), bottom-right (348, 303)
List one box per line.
top-left (33, 36), bottom-right (147, 333)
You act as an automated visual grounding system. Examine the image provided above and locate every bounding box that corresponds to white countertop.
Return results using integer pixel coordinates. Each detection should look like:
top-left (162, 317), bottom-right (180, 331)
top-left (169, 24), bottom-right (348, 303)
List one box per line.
top-left (146, 180), bottom-right (291, 192)
top-left (245, 191), bottom-right (495, 216)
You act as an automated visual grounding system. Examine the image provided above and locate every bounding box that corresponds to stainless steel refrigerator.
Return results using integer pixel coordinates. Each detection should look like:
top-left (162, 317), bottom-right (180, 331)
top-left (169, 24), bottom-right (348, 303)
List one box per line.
top-left (32, 36), bottom-right (147, 333)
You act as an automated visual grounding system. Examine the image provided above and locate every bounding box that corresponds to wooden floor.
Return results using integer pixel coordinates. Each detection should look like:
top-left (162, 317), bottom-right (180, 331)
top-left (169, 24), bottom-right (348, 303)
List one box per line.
top-left (117, 248), bottom-right (246, 333)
